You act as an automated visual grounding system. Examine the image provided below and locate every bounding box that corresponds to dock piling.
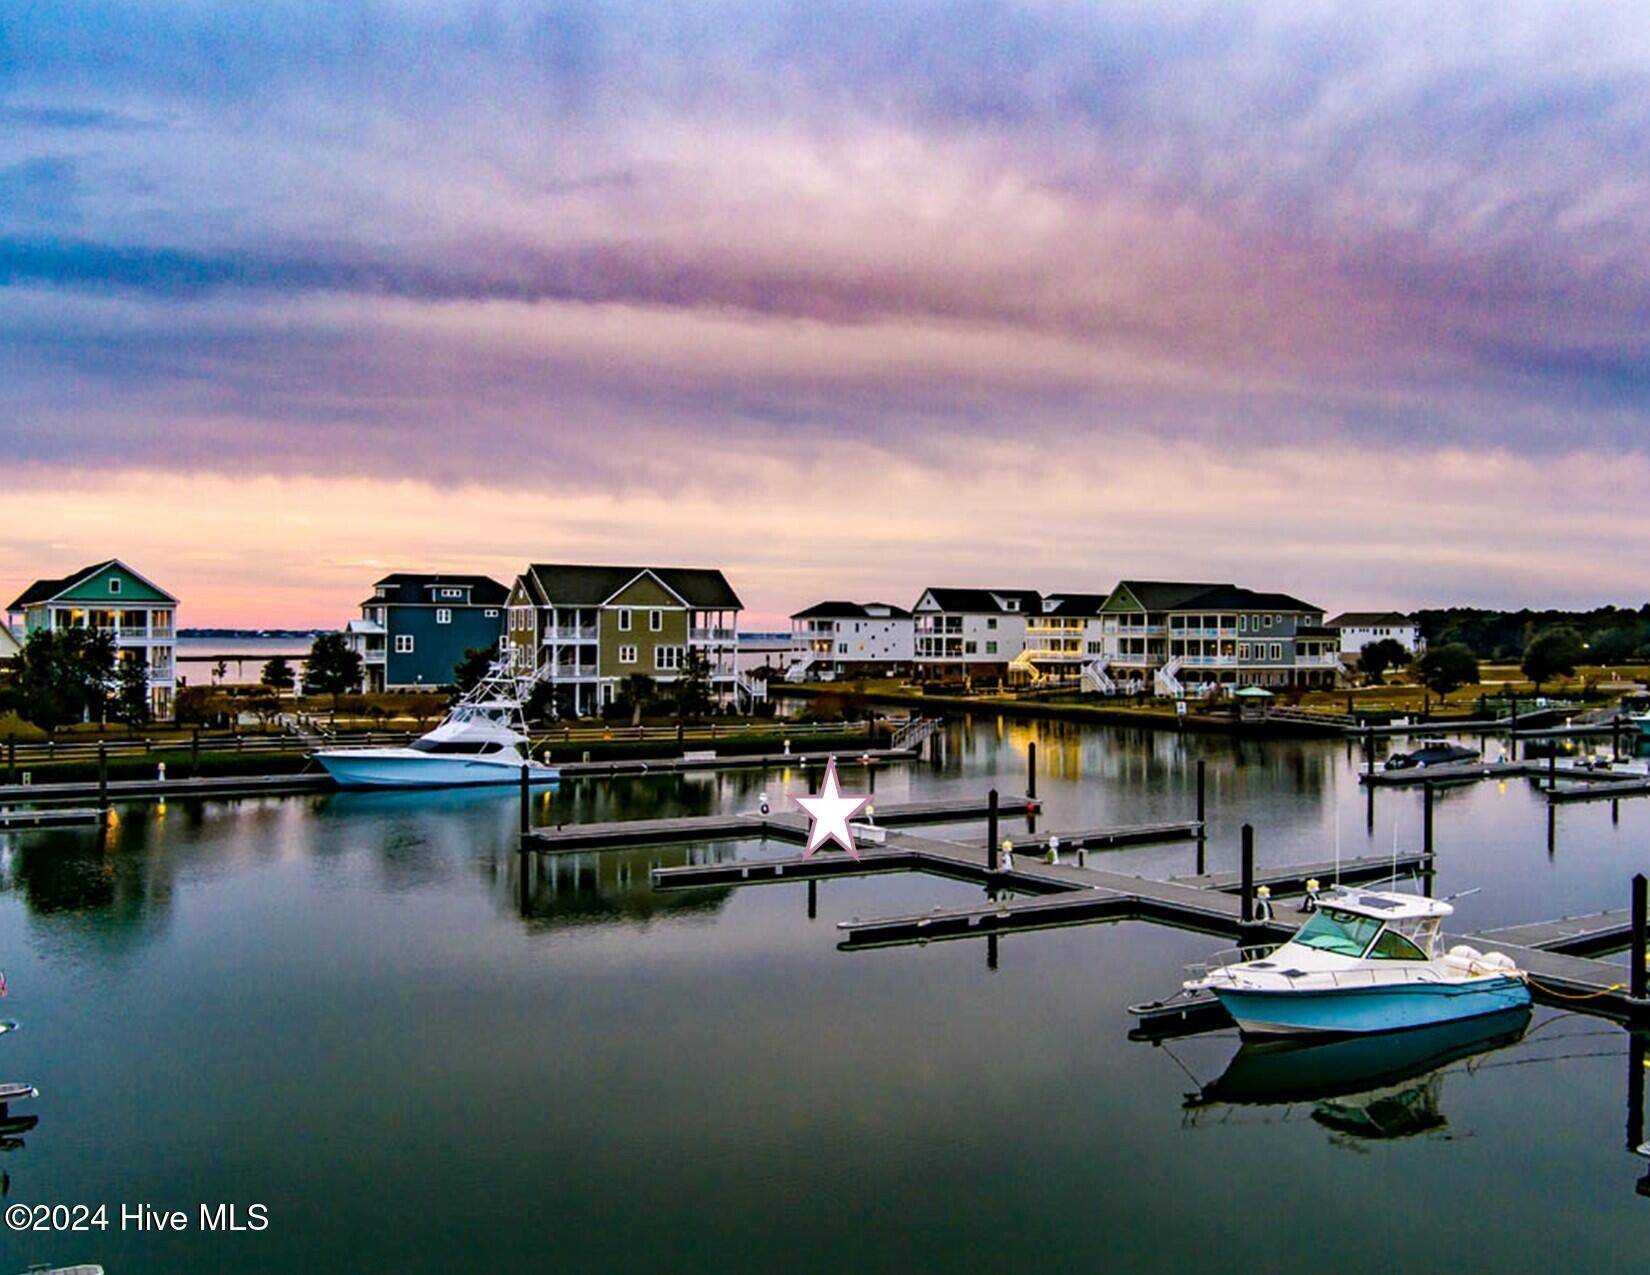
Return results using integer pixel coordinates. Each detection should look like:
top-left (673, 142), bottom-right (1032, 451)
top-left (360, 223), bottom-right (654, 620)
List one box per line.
top-left (1195, 759), bottom-right (1206, 828)
top-left (1239, 824), bottom-right (1255, 923)
top-left (1509, 695), bottom-right (1519, 761)
top-left (1423, 782), bottom-right (1434, 856)
top-left (1548, 751), bottom-right (1557, 791)
top-left (987, 789), bottom-right (999, 871)
top-left (807, 879), bottom-right (817, 920)
top-left (519, 762), bottom-right (530, 836)
top-left (1632, 874), bottom-right (1647, 1002)
top-left (97, 741), bottom-right (108, 814)
top-left (1027, 741), bottom-right (1037, 800)
top-left (1615, 714), bottom-right (1625, 762)
top-left (1364, 726), bottom-right (1375, 778)
top-left (5, 734), bottom-right (13, 785)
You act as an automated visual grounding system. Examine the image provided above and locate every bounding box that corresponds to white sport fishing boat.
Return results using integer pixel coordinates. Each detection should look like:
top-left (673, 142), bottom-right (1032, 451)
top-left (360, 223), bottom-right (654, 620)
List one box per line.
top-left (312, 661), bottom-right (559, 790)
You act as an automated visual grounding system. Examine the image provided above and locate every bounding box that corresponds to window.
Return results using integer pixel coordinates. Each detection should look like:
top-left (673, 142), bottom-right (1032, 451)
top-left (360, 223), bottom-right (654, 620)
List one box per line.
top-left (618, 608), bottom-right (632, 631)
top-left (108, 577), bottom-right (121, 594)
top-left (619, 644), bottom-right (637, 664)
top-left (1369, 928), bottom-right (1427, 961)
top-left (986, 618), bottom-right (997, 630)
top-left (1239, 643), bottom-right (1250, 659)
top-left (1263, 615), bottom-right (1273, 628)
top-left (965, 641), bottom-right (977, 655)
top-left (1271, 643), bottom-right (1282, 660)
top-left (485, 609), bottom-right (499, 618)
top-left (1294, 909), bottom-right (1382, 957)
top-left (655, 645), bottom-right (684, 671)
top-left (649, 609), bottom-right (662, 631)
top-left (435, 608), bottom-right (452, 625)
top-left (1238, 615), bottom-right (1248, 631)
top-left (985, 641), bottom-right (998, 655)
top-left (395, 634), bottom-right (414, 653)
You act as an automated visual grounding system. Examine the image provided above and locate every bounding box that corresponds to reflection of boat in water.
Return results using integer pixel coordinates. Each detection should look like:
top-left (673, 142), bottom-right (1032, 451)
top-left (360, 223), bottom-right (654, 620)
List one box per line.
top-left (313, 661), bottom-right (558, 790)
top-left (1189, 1005), bottom-right (1531, 1141)
top-left (1384, 737), bottom-right (1479, 770)
top-left (1185, 888), bottom-right (1530, 1035)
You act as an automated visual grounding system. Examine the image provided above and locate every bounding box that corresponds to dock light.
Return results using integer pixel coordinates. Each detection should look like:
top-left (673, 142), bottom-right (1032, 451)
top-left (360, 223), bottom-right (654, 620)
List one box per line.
top-left (1255, 884), bottom-right (1273, 921)
top-left (759, 791), bottom-right (771, 815)
top-left (784, 738), bottom-right (791, 755)
top-left (157, 762), bottom-right (166, 782)
top-left (1000, 838), bottom-right (1015, 870)
top-left (1303, 878), bottom-right (1320, 912)
top-left (864, 804), bottom-right (874, 822)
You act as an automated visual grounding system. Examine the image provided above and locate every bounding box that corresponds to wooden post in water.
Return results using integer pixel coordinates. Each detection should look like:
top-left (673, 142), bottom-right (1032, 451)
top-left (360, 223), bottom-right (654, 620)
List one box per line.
top-left (1548, 750), bottom-right (1557, 791)
top-left (1423, 782), bottom-right (1434, 857)
top-left (1632, 874), bottom-right (1648, 1002)
top-left (1364, 725), bottom-right (1375, 778)
top-left (519, 761), bottom-right (530, 836)
top-left (1629, 1032), bottom-right (1646, 1154)
top-left (1509, 694), bottom-right (1519, 761)
top-left (1239, 824), bottom-right (1254, 923)
top-left (987, 788), bottom-right (999, 871)
top-left (191, 727), bottom-right (201, 777)
top-left (97, 741), bottom-right (108, 814)
top-left (1615, 714), bottom-right (1624, 762)
top-left (5, 734), bottom-right (13, 785)
top-left (807, 879), bottom-right (817, 921)
top-left (1026, 741), bottom-right (1037, 800)
top-left (1195, 758), bottom-right (1206, 828)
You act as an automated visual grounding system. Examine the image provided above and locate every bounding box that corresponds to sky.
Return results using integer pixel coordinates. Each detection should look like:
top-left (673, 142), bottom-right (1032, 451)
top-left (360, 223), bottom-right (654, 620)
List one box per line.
top-left (3, 2), bottom-right (1649, 626)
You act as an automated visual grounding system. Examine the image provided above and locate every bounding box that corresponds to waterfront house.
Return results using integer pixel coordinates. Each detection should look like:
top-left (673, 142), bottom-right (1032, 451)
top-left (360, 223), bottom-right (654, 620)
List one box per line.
top-left (911, 588), bottom-right (1042, 682)
top-left (1328, 612), bottom-right (1424, 662)
top-left (351, 573), bottom-right (509, 691)
top-left (5, 559), bottom-right (178, 717)
top-left (1013, 593), bottom-right (1111, 685)
top-left (0, 621), bottom-right (19, 663)
top-left (1099, 581), bottom-right (1339, 695)
top-left (506, 564), bottom-right (748, 716)
top-left (788, 602), bottom-right (914, 681)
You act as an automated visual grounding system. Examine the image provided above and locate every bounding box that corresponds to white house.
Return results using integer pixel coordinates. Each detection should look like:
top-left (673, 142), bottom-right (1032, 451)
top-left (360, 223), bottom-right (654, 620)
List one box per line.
top-left (788, 601), bottom-right (913, 681)
top-left (1328, 612), bottom-right (1424, 660)
top-left (911, 588), bottom-right (1040, 680)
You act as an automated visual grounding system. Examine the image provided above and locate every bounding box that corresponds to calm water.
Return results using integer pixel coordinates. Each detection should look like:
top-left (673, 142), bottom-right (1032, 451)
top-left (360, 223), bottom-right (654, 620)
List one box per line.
top-left (1, 719), bottom-right (1647, 1272)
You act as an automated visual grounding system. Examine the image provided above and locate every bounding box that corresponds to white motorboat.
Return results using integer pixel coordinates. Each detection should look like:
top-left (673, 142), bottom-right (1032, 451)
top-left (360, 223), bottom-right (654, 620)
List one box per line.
top-left (1184, 888), bottom-right (1531, 1036)
top-left (313, 662), bottom-right (559, 790)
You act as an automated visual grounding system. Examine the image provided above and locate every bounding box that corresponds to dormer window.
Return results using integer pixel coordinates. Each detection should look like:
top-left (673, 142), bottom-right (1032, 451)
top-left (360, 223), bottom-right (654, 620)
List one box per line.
top-left (108, 577), bottom-right (121, 595)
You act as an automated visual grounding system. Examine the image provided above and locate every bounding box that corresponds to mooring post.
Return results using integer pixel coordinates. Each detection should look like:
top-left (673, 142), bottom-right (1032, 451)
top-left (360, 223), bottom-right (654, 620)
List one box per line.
top-left (807, 879), bottom-right (817, 920)
top-left (1509, 694), bottom-right (1519, 761)
top-left (1027, 741), bottom-right (1037, 800)
top-left (987, 788), bottom-right (999, 871)
top-left (1364, 725), bottom-right (1375, 778)
top-left (1632, 873), bottom-right (1647, 1002)
top-left (97, 741), bottom-right (108, 813)
top-left (1240, 824), bottom-right (1254, 923)
top-left (807, 764), bottom-right (818, 796)
top-left (191, 727), bottom-right (201, 776)
top-left (1195, 758), bottom-right (1206, 829)
top-left (1423, 781), bottom-right (1434, 857)
top-left (1629, 1032), bottom-right (1646, 1154)
top-left (5, 733), bottom-right (13, 785)
top-left (1615, 714), bottom-right (1624, 763)
top-left (519, 761), bottom-right (530, 836)
top-left (987, 932), bottom-right (999, 972)
top-left (1548, 749), bottom-right (1557, 791)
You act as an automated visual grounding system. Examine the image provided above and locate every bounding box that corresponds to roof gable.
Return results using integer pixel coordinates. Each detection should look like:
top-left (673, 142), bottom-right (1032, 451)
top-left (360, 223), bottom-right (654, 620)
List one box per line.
top-left (525, 564), bottom-right (742, 610)
top-left (916, 587), bottom-right (1042, 614)
top-left (9, 559), bottom-right (176, 609)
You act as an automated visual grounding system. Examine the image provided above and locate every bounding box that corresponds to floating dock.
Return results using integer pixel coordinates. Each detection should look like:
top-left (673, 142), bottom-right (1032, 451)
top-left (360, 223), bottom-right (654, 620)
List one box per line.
top-left (553, 746), bottom-right (916, 779)
top-left (0, 805), bottom-right (105, 830)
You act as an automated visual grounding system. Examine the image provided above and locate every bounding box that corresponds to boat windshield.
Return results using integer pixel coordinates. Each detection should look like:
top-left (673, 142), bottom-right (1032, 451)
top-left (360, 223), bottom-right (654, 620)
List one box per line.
top-left (1292, 908), bottom-right (1383, 957)
top-left (408, 740), bottom-right (507, 756)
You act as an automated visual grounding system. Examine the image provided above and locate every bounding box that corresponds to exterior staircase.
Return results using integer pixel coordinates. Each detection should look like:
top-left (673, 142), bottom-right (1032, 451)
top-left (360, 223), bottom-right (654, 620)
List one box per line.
top-left (1153, 656), bottom-right (1184, 699)
top-left (891, 716), bottom-right (942, 752)
top-left (1080, 657), bottom-right (1115, 695)
top-left (784, 653), bottom-right (816, 684)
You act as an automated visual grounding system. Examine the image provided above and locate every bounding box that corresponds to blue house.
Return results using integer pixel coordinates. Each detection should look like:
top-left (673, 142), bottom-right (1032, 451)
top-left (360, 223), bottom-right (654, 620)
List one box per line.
top-left (346, 573), bottom-right (508, 691)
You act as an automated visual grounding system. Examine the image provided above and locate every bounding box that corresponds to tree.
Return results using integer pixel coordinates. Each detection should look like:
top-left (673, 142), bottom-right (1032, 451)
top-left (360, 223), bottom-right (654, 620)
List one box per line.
top-left (212, 658), bottom-right (228, 686)
top-left (248, 692), bottom-right (284, 730)
top-left (12, 627), bottom-right (117, 729)
top-left (260, 656), bottom-right (295, 694)
top-left (1522, 625), bottom-right (1585, 692)
top-left (305, 632), bottom-right (363, 720)
top-left (113, 655), bottom-right (151, 732)
top-left (1589, 624), bottom-right (1644, 665)
top-left (1359, 638), bottom-right (1410, 685)
top-left (452, 646), bottom-right (496, 697)
top-left (1412, 643), bottom-right (1479, 699)
top-left (523, 680), bottom-right (562, 724)
top-left (613, 673), bottom-right (658, 725)
top-left (672, 647), bottom-right (713, 718)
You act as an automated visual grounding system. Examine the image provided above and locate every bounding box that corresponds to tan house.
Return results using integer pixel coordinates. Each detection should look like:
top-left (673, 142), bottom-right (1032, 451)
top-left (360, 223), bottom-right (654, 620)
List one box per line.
top-left (505, 563), bottom-right (748, 716)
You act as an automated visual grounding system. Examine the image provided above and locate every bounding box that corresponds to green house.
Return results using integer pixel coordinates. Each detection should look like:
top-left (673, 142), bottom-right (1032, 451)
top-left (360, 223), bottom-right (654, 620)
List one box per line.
top-left (6, 559), bottom-right (180, 718)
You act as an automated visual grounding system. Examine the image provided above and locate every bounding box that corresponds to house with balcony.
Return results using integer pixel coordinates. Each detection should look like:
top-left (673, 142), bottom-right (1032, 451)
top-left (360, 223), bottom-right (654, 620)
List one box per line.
top-left (350, 573), bottom-right (509, 691)
top-left (788, 602), bottom-right (913, 681)
top-left (911, 588), bottom-right (1041, 682)
top-left (6, 559), bottom-right (178, 717)
top-left (506, 563), bottom-right (748, 716)
top-left (1011, 593), bottom-right (1112, 687)
top-left (1327, 612), bottom-right (1424, 662)
top-left (1099, 580), bottom-right (1339, 696)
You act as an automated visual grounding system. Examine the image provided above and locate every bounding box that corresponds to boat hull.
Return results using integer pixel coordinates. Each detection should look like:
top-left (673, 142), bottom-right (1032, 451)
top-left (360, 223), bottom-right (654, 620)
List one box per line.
top-left (1213, 976), bottom-right (1530, 1036)
top-left (314, 752), bottom-right (560, 789)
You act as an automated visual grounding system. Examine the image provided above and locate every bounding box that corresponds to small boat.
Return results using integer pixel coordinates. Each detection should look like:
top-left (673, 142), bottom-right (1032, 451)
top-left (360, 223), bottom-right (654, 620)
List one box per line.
top-left (1184, 887), bottom-right (1530, 1035)
top-left (1383, 737), bottom-right (1479, 770)
top-left (313, 662), bottom-right (559, 790)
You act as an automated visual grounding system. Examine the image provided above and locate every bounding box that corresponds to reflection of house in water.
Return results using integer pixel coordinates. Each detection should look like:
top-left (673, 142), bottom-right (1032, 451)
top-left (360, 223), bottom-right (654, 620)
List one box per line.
top-left (515, 843), bottom-right (735, 929)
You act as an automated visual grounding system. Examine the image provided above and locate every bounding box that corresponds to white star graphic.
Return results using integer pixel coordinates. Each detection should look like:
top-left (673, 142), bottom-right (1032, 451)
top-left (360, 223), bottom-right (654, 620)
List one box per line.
top-left (795, 755), bottom-right (870, 859)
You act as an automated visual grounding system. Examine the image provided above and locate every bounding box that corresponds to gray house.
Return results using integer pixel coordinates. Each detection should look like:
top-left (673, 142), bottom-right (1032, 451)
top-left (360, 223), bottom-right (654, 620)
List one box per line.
top-left (348, 573), bottom-right (509, 691)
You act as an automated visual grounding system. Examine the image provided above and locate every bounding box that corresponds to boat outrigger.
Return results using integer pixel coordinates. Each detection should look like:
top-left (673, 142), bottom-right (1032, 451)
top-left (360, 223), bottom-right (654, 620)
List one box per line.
top-left (1184, 887), bottom-right (1531, 1036)
top-left (312, 660), bottom-right (559, 790)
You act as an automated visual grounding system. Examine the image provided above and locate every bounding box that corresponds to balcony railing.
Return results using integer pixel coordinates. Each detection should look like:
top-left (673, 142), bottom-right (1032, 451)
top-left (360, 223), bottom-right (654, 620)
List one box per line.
top-left (547, 626), bottom-right (598, 641)
top-left (690, 628), bottom-right (736, 642)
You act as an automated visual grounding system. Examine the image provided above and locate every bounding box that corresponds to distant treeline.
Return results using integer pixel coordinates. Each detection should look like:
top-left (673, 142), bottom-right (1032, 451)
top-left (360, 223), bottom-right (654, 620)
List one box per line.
top-left (1415, 606), bottom-right (1650, 663)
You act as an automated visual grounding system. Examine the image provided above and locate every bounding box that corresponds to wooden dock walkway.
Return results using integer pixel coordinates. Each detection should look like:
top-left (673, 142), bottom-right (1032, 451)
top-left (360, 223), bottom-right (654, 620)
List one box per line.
top-left (0, 772), bottom-right (334, 807)
top-left (554, 746), bottom-right (916, 779)
top-left (522, 796), bottom-right (1040, 855)
top-left (1477, 909), bottom-right (1638, 957)
top-left (1169, 852), bottom-right (1432, 895)
top-left (0, 806), bottom-right (105, 831)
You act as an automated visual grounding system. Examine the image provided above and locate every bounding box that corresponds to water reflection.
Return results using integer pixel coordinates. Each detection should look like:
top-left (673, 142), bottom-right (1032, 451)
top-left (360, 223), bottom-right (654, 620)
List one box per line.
top-left (1185, 1007), bottom-right (1533, 1144)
